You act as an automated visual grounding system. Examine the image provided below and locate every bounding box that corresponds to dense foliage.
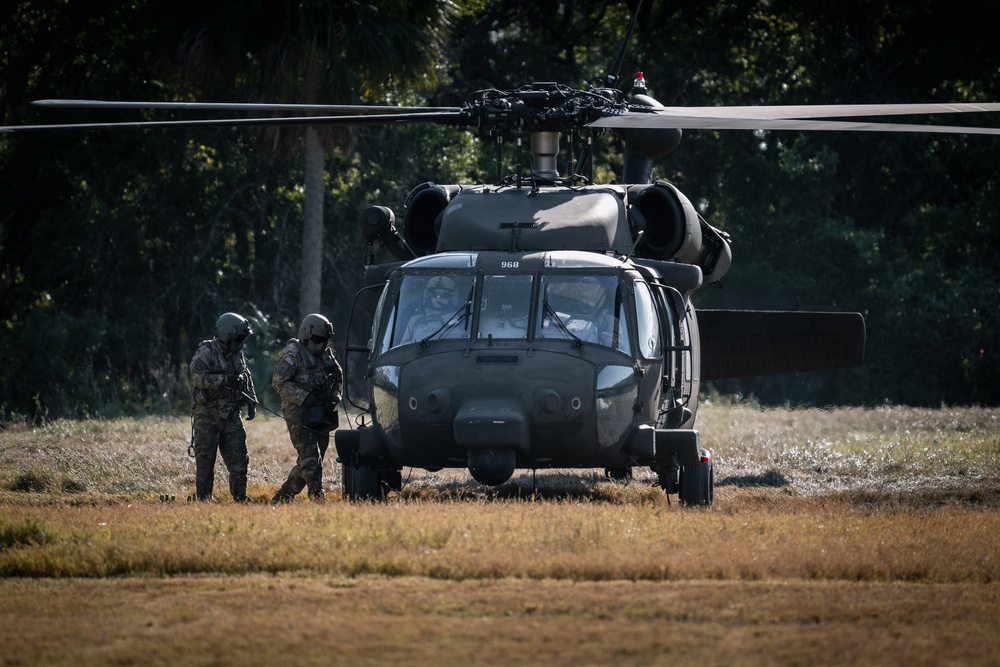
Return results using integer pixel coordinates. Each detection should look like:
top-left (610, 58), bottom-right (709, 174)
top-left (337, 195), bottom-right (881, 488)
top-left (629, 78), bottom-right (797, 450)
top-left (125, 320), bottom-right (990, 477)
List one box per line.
top-left (2, 0), bottom-right (997, 420)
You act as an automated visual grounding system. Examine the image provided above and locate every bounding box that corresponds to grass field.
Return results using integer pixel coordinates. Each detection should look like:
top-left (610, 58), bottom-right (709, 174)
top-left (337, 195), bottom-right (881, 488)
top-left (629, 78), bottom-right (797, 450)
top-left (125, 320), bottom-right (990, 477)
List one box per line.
top-left (2, 404), bottom-right (999, 665)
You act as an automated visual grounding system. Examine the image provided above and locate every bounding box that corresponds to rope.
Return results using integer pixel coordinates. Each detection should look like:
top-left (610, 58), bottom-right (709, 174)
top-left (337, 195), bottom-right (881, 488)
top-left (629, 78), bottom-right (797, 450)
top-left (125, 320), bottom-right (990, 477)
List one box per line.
top-left (187, 391), bottom-right (341, 460)
top-left (240, 391), bottom-right (342, 436)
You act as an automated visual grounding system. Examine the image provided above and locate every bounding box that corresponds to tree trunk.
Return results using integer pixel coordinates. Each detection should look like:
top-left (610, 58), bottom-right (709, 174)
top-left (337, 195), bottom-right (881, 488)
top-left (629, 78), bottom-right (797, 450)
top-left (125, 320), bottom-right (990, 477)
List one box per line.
top-left (298, 126), bottom-right (325, 319)
top-left (298, 44), bottom-right (328, 321)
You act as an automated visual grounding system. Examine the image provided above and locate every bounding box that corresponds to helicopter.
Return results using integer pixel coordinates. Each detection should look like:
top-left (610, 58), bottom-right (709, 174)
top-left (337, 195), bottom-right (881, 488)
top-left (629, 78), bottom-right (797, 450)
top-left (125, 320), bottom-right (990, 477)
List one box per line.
top-left (329, 80), bottom-right (999, 503)
top-left (332, 71), bottom-right (873, 505)
top-left (4, 8), bottom-right (1000, 506)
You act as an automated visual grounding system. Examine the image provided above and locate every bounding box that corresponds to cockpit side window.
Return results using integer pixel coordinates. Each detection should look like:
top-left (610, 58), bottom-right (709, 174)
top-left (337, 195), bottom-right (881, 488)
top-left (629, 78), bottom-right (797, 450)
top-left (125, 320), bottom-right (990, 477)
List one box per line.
top-left (601, 283), bottom-right (632, 355)
top-left (633, 281), bottom-right (662, 359)
top-left (372, 283), bottom-right (393, 356)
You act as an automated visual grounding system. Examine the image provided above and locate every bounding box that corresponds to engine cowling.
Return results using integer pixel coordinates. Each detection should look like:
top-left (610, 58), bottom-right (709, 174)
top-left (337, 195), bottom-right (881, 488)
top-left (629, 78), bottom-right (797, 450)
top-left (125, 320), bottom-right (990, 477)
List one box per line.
top-left (629, 182), bottom-right (702, 263)
top-left (402, 183), bottom-right (462, 256)
top-left (628, 182), bottom-right (732, 285)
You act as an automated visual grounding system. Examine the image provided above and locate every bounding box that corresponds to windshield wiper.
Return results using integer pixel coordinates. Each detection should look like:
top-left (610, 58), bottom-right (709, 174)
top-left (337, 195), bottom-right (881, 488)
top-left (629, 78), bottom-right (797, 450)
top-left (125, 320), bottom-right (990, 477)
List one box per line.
top-left (542, 297), bottom-right (583, 347)
top-left (419, 290), bottom-right (473, 346)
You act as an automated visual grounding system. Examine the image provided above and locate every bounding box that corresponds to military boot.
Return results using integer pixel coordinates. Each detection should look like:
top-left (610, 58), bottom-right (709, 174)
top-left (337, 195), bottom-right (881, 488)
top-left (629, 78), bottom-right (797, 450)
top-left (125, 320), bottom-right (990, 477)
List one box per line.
top-left (307, 482), bottom-right (326, 503)
top-left (230, 474), bottom-right (248, 503)
top-left (195, 477), bottom-right (215, 502)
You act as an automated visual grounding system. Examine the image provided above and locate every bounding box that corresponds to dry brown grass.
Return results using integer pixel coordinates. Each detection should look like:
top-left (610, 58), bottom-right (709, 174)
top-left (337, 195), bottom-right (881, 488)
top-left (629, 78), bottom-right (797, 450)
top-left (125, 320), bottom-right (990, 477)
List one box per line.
top-left (2, 576), bottom-right (998, 667)
top-left (2, 405), bottom-right (999, 665)
top-left (1, 494), bottom-right (999, 583)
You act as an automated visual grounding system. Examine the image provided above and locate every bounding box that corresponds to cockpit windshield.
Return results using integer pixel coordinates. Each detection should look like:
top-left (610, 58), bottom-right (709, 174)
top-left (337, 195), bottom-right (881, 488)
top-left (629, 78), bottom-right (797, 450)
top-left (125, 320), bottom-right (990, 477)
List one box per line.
top-left (478, 274), bottom-right (533, 340)
top-left (536, 275), bottom-right (630, 353)
top-left (381, 274), bottom-right (476, 350)
top-left (380, 271), bottom-right (632, 355)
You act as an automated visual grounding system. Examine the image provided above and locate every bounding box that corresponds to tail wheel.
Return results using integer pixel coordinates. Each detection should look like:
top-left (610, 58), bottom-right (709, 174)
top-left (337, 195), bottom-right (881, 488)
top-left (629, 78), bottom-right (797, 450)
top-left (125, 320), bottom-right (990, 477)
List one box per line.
top-left (678, 448), bottom-right (714, 507)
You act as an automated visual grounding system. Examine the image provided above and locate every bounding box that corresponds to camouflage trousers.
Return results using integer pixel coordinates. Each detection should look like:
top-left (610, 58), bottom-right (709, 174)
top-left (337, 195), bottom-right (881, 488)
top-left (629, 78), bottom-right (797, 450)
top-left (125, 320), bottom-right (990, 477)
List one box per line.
top-left (272, 421), bottom-right (329, 502)
top-left (192, 411), bottom-right (249, 501)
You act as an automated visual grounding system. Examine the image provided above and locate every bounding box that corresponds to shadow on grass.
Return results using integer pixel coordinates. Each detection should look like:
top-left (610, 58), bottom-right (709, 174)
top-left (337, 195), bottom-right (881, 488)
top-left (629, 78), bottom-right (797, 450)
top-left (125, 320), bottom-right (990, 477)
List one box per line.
top-left (399, 471), bottom-right (667, 504)
top-left (717, 469), bottom-right (791, 488)
top-left (832, 485), bottom-right (1000, 509)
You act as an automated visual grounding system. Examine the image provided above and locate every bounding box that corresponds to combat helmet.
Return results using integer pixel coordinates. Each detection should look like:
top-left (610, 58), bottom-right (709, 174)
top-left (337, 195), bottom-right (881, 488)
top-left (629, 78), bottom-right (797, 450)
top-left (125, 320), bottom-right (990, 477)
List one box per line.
top-left (299, 313), bottom-right (334, 344)
top-left (215, 312), bottom-right (253, 351)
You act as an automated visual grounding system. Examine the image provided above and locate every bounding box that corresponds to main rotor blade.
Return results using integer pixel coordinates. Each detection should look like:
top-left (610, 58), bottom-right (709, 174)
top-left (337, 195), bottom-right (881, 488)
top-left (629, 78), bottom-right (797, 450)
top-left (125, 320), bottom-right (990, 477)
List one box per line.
top-left (0, 111), bottom-right (465, 134)
top-left (590, 112), bottom-right (1000, 135)
top-left (32, 99), bottom-right (461, 114)
top-left (628, 101), bottom-right (1000, 120)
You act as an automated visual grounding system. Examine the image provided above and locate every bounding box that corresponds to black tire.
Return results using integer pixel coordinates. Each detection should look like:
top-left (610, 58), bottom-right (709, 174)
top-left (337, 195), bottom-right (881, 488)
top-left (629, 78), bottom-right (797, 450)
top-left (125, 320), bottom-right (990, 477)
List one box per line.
top-left (341, 463), bottom-right (355, 500)
top-left (605, 466), bottom-right (633, 482)
top-left (381, 468), bottom-right (403, 492)
top-left (678, 448), bottom-right (714, 507)
top-left (350, 465), bottom-right (386, 502)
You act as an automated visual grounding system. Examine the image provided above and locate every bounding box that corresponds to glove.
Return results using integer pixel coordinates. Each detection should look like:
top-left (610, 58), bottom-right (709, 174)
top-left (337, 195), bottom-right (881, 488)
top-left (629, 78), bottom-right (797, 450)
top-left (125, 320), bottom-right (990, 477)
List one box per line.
top-left (247, 402), bottom-right (256, 420)
top-left (224, 373), bottom-right (243, 389)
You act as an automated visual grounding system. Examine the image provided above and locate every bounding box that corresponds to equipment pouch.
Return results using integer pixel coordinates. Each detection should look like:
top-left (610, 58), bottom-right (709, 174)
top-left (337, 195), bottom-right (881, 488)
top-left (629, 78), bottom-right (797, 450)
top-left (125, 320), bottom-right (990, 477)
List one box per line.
top-left (303, 404), bottom-right (339, 432)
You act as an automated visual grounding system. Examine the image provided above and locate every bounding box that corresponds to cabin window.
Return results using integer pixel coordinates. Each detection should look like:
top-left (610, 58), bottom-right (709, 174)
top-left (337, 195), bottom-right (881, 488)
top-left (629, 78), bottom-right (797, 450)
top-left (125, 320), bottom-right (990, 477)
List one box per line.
top-left (478, 274), bottom-right (532, 340)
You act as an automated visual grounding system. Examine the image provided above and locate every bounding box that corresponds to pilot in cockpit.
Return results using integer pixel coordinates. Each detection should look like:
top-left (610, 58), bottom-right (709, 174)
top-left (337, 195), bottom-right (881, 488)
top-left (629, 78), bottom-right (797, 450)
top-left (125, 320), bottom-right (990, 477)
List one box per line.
top-left (400, 276), bottom-right (467, 343)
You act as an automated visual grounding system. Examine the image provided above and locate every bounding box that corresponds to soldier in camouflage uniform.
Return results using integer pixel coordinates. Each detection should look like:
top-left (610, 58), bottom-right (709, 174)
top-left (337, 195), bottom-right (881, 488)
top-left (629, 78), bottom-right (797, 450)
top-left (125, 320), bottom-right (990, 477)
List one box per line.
top-left (271, 313), bottom-right (343, 503)
top-left (189, 312), bottom-right (258, 502)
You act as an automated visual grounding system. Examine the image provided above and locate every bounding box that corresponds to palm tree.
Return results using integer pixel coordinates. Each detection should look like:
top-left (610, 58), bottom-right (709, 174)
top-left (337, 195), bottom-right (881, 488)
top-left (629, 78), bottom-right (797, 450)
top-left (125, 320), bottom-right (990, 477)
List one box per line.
top-left (177, 0), bottom-right (454, 319)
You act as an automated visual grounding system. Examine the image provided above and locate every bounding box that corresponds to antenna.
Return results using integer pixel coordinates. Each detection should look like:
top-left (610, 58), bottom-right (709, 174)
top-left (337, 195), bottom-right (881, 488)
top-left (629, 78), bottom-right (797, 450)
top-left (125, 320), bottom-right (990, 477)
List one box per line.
top-left (605, 0), bottom-right (644, 89)
top-left (625, 229), bottom-right (645, 262)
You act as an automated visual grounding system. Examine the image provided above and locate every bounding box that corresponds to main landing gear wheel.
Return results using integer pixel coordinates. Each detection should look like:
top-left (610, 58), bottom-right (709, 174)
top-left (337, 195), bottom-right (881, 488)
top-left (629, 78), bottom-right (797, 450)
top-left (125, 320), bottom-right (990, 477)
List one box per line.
top-left (349, 465), bottom-right (386, 501)
top-left (604, 466), bottom-right (633, 482)
top-left (678, 448), bottom-right (714, 507)
top-left (341, 462), bottom-right (401, 502)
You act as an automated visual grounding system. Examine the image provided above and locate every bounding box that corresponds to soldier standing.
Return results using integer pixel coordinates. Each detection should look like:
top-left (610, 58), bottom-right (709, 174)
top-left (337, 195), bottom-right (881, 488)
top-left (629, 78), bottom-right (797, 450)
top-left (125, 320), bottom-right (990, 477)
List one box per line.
top-left (271, 313), bottom-right (343, 503)
top-left (189, 312), bottom-right (258, 502)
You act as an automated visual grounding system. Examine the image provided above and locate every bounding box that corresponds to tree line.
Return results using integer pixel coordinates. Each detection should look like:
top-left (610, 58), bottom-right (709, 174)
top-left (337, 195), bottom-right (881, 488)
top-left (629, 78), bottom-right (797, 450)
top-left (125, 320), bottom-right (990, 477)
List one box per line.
top-left (1, 0), bottom-right (997, 422)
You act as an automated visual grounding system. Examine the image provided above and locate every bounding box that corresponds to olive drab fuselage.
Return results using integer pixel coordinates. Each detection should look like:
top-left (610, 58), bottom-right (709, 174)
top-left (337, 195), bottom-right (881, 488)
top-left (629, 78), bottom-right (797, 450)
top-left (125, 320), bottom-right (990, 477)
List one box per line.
top-left (349, 248), bottom-right (704, 485)
top-left (340, 148), bottom-right (862, 497)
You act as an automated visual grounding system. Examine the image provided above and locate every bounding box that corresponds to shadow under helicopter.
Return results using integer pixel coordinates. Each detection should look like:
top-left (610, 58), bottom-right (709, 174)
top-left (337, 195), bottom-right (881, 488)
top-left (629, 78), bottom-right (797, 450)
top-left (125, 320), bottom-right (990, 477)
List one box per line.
top-left (381, 467), bottom-right (790, 503)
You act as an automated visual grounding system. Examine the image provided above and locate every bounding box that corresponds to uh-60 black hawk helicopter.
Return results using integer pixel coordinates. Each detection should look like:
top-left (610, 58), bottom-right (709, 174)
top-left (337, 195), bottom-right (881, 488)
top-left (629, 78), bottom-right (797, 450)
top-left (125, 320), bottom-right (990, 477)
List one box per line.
top-left (6, 8), bottom-right (1000, 506)
top-left (329, 68), bottom-right (1000, 504)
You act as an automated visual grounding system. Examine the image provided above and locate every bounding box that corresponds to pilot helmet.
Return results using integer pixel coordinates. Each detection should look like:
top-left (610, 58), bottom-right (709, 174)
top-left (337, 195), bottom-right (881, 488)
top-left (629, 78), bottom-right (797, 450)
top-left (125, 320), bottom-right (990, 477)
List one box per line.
top-left (299, 313), bottom-right (334, 345)
top-left (215, 312), bottom-right (253, 351)
top-left (424, 276), bottom-right (456, 300)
